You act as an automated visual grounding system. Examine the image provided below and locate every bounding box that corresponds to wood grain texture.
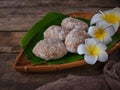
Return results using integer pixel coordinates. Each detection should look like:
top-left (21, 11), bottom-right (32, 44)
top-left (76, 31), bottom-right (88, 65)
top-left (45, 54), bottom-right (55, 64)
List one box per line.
top-left (0, 32), bottom-right (24, 53)
top-left (0, 17), bottom-right (40, 31)
top-left (0, 8), bottom-right (97, 31)
top-left (0, 0), bottom-right (119, 31)
top-left (0, 7), bottom-right (109, 18)
top-left (0, 53), bottom-right (104, 90)
top-left (0, 0), bottom-right (119, 8)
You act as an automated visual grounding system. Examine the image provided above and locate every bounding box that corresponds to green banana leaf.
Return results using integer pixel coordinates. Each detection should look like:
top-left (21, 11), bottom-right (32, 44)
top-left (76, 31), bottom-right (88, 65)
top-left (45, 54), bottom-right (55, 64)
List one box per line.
top-left (21, 12), bottom-right (120, 65)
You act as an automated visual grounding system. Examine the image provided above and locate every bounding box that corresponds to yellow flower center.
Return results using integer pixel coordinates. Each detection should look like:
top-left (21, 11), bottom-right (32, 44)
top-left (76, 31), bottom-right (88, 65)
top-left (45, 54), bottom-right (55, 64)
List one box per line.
top-left (102, 13), bottom-right (120, 24)
top-left (87, 45), bottom-right (101, 57)
top-left (94, 28), bottom-right (107, 41)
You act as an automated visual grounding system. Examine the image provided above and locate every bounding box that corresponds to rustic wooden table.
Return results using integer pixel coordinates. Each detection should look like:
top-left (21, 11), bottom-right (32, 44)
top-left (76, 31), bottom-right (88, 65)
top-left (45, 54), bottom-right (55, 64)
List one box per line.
top-left (0, 0), bottom-right (120, 90)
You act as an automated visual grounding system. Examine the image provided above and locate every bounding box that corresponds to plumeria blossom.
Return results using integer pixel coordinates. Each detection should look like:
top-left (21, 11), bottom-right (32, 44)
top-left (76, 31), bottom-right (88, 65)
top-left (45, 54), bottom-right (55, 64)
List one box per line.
top-left (88, 24), bottom-right (116, 44)
top-left (77, 38), bottom-right (108, 65)
top-left (90, 7), bottom-right (120, 31)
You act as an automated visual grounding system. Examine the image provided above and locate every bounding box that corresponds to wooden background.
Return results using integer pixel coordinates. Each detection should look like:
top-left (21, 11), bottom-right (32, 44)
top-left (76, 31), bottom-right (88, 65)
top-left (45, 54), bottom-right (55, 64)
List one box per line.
top-left (0, 0), bottom-right (120, 90)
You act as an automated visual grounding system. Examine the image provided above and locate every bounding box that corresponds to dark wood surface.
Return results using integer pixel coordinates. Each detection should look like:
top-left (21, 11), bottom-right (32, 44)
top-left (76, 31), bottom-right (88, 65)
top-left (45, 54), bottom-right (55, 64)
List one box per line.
top-left (0, 0), bottom-right (120, 90)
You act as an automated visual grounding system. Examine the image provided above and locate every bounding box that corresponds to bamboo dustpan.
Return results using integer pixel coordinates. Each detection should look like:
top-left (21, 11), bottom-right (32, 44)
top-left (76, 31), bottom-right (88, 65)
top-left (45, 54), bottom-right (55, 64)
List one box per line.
top-left (13, 12), bottom-right (120, 72)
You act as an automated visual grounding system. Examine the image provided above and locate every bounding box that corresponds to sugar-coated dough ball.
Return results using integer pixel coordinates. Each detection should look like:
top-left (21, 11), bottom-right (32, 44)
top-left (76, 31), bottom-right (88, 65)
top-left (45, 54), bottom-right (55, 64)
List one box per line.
top-left (61, 17), bottom-right (88, 30)
top-left (44, 25), bottom-right (70, 41)
top-left (32, 38), bottom-right (67, 60)
top-left (65, 29), bottom-right (89, 53)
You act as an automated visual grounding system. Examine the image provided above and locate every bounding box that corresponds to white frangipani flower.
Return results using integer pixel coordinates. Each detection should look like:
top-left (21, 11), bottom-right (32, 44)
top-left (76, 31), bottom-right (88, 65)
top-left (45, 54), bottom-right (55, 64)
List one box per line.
top-left (77, 38), bottom-right (108, 65)
top-left (90, 7), bottom-right (120, 31)
top-left (88, 25), bottom-right (116, 44)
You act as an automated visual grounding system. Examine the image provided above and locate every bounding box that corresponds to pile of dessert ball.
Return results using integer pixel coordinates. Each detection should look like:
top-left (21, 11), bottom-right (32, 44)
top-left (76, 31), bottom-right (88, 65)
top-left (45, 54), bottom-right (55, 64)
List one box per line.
top-left (33, 17), bottom-right (89, 60)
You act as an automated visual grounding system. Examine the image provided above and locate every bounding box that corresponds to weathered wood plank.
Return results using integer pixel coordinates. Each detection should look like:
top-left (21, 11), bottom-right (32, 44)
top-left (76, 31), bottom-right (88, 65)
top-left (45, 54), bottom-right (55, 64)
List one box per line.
top-left (0, 0), bottom-right (118, 31)
top-left (0, 53), bottom-right (104, 90)
top-left (0, 6), bottom-right (114, 18)
top-left (0, 32), bottom-right (25, 53)
top-left (0, 0), bottom-right (119, 8)
top-left (0, 7), bottom-right (113, 31)
top-left (0, 17), bottom-right (41, 31)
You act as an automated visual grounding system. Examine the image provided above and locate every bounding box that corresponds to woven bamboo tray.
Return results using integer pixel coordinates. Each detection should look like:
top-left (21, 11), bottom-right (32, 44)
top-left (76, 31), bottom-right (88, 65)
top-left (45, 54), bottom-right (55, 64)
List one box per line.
top-left (13, 12), bottom-right (120, 72)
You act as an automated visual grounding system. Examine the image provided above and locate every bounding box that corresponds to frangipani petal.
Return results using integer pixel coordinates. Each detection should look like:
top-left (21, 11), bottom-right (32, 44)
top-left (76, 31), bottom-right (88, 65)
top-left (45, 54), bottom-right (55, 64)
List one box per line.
top-left (98, 20), bottom-right (119, 32)
top-left (98, 51), bottom-right (108, 62)
top-left (97, 21), bottom-right (111, 28)
top-left (88, 26), bottom-right (96, 37)
top-left (97, 42), bottom-right (107, 50)
top-left (85, 55), bottom-right (98, 65)
top-left (103, 35), bottom-right (112, 44)
top-left (85, 38), bottom-right (97, 46)
top-left (90, 14), bottom-right (102, 25)
top-left (112, 23), bottom-right (120, 32)
top-left (105, 25), bottom-right (116, 36)
top-left (113, 7), bottom-right (120, 16)
top-left (77, 44), bottom-right (87, 55)
top-left (103, 9), bottom-right (113, 15)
